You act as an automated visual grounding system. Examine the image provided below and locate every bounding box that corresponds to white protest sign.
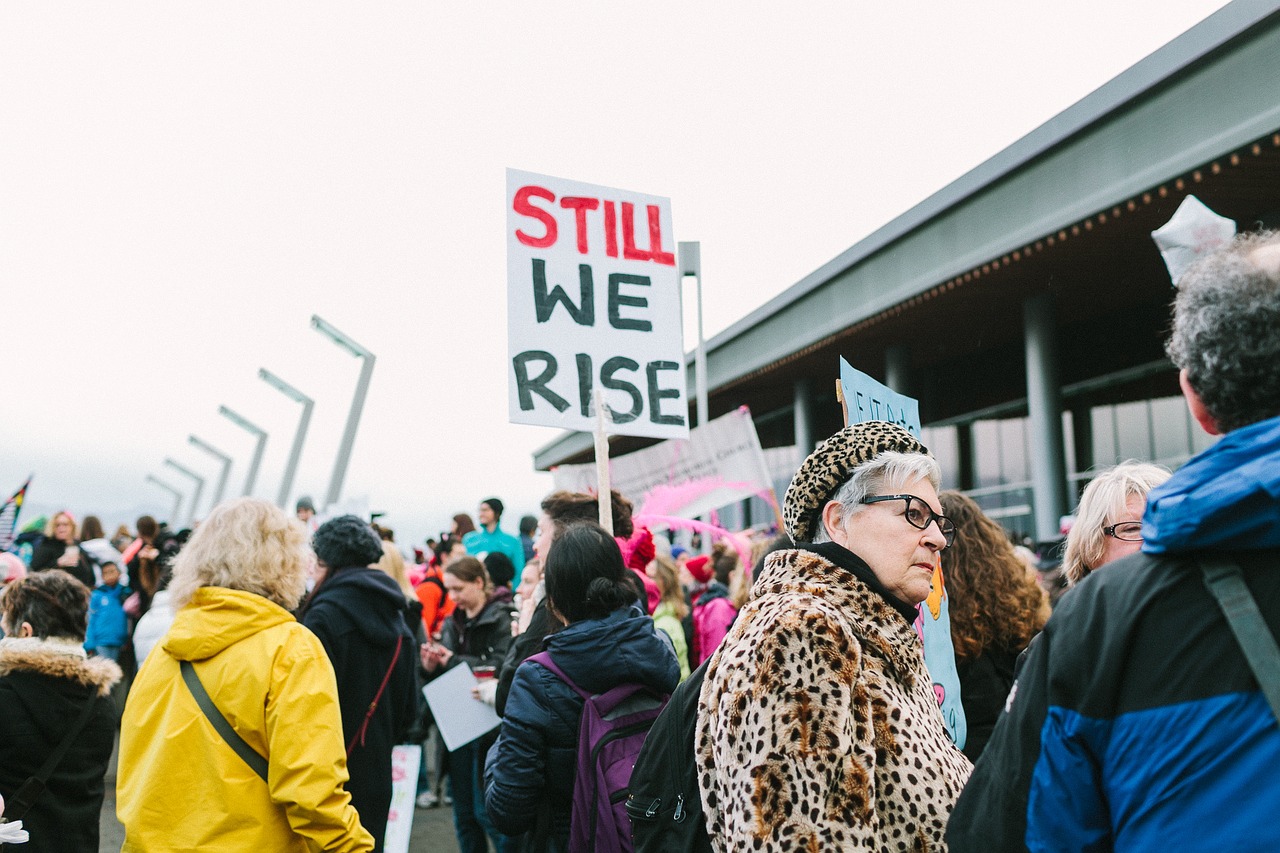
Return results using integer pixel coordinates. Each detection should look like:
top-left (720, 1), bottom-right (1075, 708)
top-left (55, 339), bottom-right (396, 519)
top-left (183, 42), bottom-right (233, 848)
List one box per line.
top-left (507, 169), bottom-right (689, 439)
top-left (551, 407), bottom-right (773, 519)
top-left (382, 744), bottom-right (421, 853)
top-left (838, 356), bottom-right (921, 437)
top-left (422, 663), bottom-right (502, 752)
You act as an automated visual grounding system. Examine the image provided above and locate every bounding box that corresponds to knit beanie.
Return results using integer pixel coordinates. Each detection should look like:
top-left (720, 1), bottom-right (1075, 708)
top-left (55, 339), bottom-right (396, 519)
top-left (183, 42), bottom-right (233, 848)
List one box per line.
top-left (686, 555), bottom-right (713, 584)
top-left (313, 515), bottom-right (384, 569)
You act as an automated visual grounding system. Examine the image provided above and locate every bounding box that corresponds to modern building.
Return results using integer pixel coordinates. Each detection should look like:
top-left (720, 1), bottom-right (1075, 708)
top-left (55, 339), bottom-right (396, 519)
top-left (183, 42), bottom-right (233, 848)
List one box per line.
top-left (534, 0), bottom-right (1280, 542)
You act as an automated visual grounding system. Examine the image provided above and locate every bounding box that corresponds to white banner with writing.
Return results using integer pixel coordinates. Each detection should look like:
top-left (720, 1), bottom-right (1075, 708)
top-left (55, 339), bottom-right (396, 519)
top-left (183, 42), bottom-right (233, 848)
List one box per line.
top-left (552, 407), bottom-right (772, 518)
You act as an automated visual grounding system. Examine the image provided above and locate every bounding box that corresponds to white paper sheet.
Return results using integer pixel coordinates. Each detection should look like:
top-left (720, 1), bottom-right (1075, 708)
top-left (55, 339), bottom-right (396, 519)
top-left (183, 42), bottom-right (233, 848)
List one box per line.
top-left (422, 663), bottom-right (502, 752)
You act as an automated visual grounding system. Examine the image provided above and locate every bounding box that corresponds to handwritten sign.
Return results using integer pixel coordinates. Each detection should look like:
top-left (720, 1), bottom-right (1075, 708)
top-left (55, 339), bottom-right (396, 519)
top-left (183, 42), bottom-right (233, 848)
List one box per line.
top-left (383, 744), bottom-right (421, 853)
top-left (507, 169), bottom-right (689, 439)
top-left (837, 357), bottom-right (920, 436)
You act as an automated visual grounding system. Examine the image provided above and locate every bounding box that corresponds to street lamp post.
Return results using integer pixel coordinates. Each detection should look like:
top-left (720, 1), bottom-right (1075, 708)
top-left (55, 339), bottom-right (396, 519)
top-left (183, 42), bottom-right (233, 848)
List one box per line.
top-left (144, 475), bottom-right (184, 525)
top-left (188, 435), bottom-right (233, 509)
top-left (219, 406), bottom-right (268, 497)
top-left (163, 458), bottom-right (205, 526)
top-left (678, 241), bottom-right (708, 428)
top-left (259, 368), bottom-right (314, 510)
top-left (311, 315), bottom-right (376, 510)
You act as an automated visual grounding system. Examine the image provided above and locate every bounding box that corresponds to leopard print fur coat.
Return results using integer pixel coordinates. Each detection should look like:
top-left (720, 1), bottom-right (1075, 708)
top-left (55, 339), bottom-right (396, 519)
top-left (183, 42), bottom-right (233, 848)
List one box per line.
top-left (695, 546), bottom-right (972, 852)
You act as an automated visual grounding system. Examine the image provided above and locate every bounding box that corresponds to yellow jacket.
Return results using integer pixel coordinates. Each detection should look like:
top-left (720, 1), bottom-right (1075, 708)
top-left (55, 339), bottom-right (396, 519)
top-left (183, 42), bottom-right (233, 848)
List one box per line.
top-left (118, 587), bottom-right (375, 852)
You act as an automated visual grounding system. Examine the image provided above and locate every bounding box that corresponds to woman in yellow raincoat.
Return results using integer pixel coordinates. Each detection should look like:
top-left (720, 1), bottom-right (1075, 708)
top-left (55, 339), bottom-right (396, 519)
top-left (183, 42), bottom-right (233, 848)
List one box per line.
top-left (117, 498), bottom-right (374, 852)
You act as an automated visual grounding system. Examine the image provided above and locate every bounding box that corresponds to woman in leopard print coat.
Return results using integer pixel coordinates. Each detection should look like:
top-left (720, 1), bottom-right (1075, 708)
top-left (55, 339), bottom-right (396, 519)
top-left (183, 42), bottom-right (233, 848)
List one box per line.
top-left (696, 422), bottom-right (972, 852)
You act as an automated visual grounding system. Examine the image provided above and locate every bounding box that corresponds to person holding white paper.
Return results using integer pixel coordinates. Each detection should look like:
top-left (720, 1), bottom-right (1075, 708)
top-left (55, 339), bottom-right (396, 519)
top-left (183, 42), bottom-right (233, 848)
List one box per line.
top-left (421, 556), bottom-right (514, 853)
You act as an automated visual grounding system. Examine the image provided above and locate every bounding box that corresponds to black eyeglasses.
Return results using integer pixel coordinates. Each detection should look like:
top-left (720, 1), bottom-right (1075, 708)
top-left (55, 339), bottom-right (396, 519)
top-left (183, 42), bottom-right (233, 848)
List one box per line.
top-left (861, 494), bottom-right (957, 547)
top-left (1103, 521), bottom-right (1144, 542)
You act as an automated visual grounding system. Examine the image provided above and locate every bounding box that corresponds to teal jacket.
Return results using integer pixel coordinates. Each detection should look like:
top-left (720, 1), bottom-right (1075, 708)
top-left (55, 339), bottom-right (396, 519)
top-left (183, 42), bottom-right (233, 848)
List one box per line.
top-left (463, 525), bottom-right (526, 584)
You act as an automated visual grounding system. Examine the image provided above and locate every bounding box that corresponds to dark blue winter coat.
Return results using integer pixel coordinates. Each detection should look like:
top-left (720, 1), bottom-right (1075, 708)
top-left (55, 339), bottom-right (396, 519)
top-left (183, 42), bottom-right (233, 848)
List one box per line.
top-left (948, 413), bottom-right (1280, 852)
top-left (484, 605), bottom-right (680, 848)
top-left (303, 567), bottom-right (419, 852)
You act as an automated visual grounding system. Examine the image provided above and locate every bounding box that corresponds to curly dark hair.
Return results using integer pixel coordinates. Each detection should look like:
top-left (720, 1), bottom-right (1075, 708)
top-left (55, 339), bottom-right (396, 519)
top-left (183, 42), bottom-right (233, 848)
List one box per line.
top-left (539, 489), bottom-right (634, 539)
top-left (939, 491), bottom-right (1049, 662)
top-left (2, 569), bottom-right (90, 640)
top-left (1167, 230), bottom-right (1280, 431)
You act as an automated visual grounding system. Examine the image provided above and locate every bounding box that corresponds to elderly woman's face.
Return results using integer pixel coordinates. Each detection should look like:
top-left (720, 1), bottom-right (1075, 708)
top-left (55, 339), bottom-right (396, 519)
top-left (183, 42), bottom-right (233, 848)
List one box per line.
top-left (829, 476), bottom-right (948, 605)
top-left (1098, 491), bottom-right (1146, 568)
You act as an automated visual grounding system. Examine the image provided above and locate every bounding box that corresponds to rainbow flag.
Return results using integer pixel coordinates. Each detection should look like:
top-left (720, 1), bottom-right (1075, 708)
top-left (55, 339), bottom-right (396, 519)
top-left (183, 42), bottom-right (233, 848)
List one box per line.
top-left (0, 477), bottom-right (31, 551)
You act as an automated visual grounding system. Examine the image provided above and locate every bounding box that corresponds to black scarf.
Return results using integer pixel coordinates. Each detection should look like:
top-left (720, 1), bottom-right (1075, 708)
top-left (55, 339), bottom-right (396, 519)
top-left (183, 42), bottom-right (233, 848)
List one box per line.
top-left (798, 540), bottom-right (921, 624)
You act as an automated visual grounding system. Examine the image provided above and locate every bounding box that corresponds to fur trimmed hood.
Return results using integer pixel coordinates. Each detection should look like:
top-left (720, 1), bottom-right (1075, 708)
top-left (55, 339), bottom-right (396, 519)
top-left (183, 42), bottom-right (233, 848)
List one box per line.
top-left (0, 638), bottom-right (122, 696)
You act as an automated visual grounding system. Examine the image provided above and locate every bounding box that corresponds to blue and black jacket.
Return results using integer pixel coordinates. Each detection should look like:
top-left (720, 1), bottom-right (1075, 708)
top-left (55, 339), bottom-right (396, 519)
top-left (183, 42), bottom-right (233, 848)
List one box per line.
top-left (948, 414), bottom-right (1280, 852)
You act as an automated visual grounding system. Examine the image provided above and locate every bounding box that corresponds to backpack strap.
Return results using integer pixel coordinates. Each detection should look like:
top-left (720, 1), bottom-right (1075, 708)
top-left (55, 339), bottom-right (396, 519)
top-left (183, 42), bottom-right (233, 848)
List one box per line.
top-left (180, 659), bottom-right (269, 782)
top-left (5, 690), bottom-right (99, 821)
top-left (347, 633), bottom-right (405, 756)
top-left (1200, 556), bottom-right (1280, 725)
top-left (528, 651), bottom-right (591, 701)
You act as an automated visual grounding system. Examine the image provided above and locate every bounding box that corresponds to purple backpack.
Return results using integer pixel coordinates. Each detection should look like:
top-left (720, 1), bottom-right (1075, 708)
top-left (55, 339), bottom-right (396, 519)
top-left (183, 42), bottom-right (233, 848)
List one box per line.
top-left (529, 651), bottom-right (669, 853)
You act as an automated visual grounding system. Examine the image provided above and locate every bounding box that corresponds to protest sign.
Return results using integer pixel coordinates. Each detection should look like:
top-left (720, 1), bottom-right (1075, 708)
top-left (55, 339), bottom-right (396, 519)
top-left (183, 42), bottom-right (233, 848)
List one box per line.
top-left (383, 744), bottom-right (421, 853)
top-left (916, 561), bottom-right (967, 751)
top-left (552, 407), bottom-right (774, 520)
top-left (835, 356), bottom-right (963, 746)
top-left (422, 663), bottom-right (501, 752)
top-left (507, 169), bottom-right (689, 440)
top-left (837, 356), bottom-right (921, 436)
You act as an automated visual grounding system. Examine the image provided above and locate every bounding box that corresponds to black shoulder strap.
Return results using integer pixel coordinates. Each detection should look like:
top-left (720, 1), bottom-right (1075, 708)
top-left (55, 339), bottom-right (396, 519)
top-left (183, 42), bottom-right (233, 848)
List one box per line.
top-left (1200, 556), bottom-right (1280, 725)
top-left (6, 690), bottom-right (99, 821)
top-left (180, 659), bottom-right (269, 782)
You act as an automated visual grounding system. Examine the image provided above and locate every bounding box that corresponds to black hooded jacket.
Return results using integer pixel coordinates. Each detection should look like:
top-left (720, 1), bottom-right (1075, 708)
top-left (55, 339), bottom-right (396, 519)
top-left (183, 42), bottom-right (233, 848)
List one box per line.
top-left (302, 567), bottom-right (419, 851)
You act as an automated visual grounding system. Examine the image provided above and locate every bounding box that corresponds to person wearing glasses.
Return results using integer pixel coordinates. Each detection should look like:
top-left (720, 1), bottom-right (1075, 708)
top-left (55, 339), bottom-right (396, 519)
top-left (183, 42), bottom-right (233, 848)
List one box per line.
top-left (696, 421), bottom-right (971, 853)
top-left (1061, 461), bottom-right (1171, 586)
top-left (948, 233), bottom-right (1280, 852)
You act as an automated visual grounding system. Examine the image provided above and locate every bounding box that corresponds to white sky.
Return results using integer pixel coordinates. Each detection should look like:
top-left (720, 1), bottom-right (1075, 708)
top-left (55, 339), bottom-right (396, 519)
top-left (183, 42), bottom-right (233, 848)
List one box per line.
top-left (1, 1), bottom-right (1232, 545)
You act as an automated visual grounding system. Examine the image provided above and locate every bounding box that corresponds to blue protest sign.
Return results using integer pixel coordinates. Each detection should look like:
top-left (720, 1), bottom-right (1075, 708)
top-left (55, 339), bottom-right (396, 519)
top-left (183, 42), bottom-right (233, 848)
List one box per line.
top-left (837, 357), bottom-right (921, 436)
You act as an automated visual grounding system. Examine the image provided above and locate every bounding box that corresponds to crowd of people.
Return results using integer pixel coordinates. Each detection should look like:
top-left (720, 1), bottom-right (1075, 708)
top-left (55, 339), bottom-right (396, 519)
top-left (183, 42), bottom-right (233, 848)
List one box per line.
top-left (0, 231), bottom-right (1276, 851)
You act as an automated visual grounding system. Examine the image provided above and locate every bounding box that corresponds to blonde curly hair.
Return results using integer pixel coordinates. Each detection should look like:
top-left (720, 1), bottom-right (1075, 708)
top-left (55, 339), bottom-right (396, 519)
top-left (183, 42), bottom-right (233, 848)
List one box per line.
top-left (170, 498), bottom-right (310, 610)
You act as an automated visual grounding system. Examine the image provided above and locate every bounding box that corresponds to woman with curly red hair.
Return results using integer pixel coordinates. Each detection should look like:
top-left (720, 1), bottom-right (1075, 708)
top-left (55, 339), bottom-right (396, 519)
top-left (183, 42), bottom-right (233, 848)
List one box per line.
top-left (940, 491), bottom-right (1050, 761)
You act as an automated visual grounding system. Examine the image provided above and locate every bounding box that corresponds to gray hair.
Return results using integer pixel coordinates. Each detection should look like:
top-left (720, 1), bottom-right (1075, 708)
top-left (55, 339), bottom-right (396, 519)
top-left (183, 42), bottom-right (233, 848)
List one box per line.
top-left (813, 451), bottom-right (941, 544)
top-left (1167, 231), bottom-right (1280, 432)
top-left (1062, 461), bottom-right (1171, 585)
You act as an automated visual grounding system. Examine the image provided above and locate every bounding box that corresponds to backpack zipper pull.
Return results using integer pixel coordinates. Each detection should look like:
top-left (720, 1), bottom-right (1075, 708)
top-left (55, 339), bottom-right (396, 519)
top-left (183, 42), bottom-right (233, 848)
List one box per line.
top-left (673, 794), bottom-right (685, 822)
top-left (645, 798), bottom-right (661, 818)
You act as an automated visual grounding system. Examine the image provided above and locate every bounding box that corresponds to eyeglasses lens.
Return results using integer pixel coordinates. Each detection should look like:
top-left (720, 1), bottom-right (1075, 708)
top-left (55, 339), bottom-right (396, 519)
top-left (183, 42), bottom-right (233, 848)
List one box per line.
top-left (1112, 522), bottom-right (1143, 541)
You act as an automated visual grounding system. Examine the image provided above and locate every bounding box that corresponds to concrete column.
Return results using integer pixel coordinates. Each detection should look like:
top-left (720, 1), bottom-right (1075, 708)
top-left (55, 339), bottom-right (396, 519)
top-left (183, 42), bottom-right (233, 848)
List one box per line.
top-left (1024, 292), bottom-right (1069, 541)
top-left (956, 422), bottom-right (976, 491)
top-left (794, 377), bottom-right (814, 456)
top-left (884, 344), bottom-right (912, 396)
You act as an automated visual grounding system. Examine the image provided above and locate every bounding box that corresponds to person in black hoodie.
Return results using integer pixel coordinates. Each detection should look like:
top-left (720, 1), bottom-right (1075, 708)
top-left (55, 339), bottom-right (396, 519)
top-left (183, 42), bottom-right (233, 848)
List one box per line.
top-left (303, 516), bottom-right (419, 852)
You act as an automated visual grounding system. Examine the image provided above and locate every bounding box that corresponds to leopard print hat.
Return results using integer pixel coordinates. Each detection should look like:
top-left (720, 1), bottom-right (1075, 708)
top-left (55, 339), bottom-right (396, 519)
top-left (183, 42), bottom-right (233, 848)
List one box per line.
top-left (784, 421), bottom-right (930, 542)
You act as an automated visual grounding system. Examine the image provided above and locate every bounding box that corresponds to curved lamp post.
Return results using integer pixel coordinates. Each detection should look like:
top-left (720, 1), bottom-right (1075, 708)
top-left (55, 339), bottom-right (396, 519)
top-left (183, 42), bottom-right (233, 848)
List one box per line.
top-left (144, 474), bottom-right (184, 525)
top-left (188, 435), bottom-right (233, 510)
top-left (162, 459), bottom-right (204, 526)
top-left (311, 315), bottom-right (375, 510)
top-left (218, 405), bottom-right (268, 497)
top-left (259, 368), bottom-right (314, 510)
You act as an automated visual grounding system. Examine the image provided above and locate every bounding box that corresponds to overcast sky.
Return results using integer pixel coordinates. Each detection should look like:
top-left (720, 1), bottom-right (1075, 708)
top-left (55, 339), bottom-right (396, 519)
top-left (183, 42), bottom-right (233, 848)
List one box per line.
top-left (1, 1), bottom-right (1232, 545)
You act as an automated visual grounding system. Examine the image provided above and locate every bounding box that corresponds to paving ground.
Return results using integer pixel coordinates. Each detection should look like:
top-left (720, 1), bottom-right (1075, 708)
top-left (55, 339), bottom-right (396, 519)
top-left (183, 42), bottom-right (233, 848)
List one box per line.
top-left (100, 734), bottom-right (464, 852)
